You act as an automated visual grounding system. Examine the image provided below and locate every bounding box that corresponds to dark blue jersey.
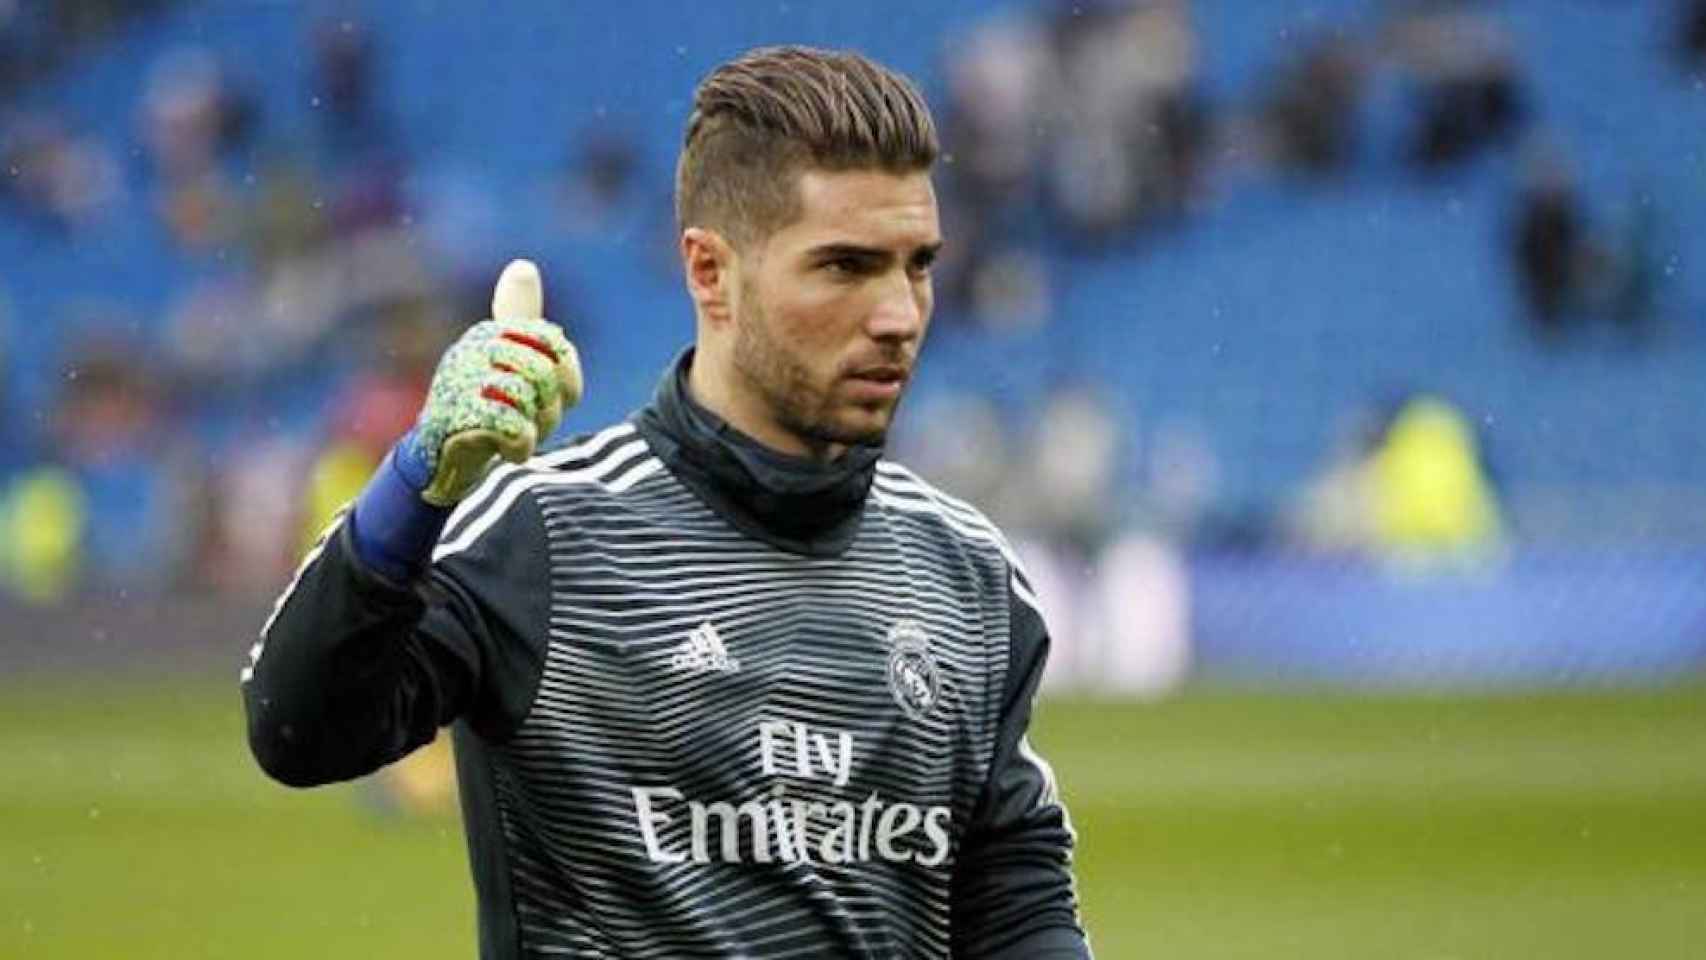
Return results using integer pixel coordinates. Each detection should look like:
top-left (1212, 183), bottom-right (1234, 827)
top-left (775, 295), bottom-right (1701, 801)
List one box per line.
top-left (243, 356), bottom-right (1090, 959)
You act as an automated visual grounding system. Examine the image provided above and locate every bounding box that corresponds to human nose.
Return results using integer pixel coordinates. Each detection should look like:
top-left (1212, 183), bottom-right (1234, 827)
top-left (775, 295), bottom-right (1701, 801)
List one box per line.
top-left (866, 270), bottom-right (927, 343)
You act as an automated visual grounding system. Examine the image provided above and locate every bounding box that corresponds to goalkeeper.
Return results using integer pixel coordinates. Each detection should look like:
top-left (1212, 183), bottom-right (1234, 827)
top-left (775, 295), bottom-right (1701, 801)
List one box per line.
top-left (243, 45), bottom-right (1089, 959)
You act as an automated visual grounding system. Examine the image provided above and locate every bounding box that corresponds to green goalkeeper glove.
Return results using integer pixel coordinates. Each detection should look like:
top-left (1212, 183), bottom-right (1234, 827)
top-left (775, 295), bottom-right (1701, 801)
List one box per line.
top-left (400, 259), bottom-right (584, 506)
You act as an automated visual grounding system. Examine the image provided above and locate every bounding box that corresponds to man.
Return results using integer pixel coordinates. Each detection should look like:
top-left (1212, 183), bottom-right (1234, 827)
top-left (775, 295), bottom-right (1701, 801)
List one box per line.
top-left (243, 46), bottom-right (1090, 959)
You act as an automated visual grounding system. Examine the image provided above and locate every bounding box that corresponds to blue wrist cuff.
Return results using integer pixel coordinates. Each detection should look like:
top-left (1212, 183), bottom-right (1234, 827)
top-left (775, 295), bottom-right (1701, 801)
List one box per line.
top-left (392, 426), bottom-right (435, 489)
top-left (350, 438), bottom-right (451, 582)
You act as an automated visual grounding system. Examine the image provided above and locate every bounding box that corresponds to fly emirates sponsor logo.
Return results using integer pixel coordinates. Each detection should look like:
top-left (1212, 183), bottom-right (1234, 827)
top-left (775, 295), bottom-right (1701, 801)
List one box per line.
top-left (630, 720), bottom-right (952, 867)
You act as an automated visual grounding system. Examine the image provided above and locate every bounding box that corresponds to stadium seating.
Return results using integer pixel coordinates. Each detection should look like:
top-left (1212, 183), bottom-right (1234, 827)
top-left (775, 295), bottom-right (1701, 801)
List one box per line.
top-left (2, 0), bottom-right (1702, 538)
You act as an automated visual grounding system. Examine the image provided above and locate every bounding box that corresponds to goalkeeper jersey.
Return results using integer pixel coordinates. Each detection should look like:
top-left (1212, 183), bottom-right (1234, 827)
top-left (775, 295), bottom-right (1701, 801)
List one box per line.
top-left (242, 351), bottom-right (1090, 959)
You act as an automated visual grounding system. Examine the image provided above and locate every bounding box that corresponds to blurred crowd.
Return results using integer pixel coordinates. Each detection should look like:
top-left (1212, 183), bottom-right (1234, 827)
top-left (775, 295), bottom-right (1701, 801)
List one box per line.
top-left (933, 0), bottom-right (1693, 340)
top-left (0, 0), bottom-right (170, 102)
top-left (1, 10), bottom-right (480, 602)
top-left (918, 0), bottom-right (1695, 537)
top-left (0, 0), bottom-right (1701, 610)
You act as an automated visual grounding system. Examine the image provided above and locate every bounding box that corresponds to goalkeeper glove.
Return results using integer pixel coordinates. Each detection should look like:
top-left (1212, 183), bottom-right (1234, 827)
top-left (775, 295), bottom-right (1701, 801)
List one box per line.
top-left (397, 258), bottom-right (583, 506)
top-left (348, 259), bottom-right (582, 581)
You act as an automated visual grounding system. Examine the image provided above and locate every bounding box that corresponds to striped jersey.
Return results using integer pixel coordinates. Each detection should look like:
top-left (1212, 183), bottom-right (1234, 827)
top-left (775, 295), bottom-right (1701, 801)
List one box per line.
top-left (242, 355), bottom-right (1089, 959)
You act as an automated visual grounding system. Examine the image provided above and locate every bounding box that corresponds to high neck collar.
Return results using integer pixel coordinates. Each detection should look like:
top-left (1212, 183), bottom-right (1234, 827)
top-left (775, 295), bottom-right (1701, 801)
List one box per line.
top-left (633, 349), bottom-right (881, 557)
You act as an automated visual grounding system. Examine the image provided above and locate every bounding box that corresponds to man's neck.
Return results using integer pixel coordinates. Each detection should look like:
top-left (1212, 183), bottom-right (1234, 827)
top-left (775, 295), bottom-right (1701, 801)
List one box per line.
top-left (685, 351), bottom-right (846, 464)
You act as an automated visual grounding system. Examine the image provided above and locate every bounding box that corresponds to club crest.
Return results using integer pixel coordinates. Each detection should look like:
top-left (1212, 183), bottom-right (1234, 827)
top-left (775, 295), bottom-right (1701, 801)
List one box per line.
top-left (885, 620), bottom-right (941, 720)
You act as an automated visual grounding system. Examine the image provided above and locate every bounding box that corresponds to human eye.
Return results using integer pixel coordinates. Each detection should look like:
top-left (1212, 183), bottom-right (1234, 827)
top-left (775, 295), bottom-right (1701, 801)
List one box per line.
top-left (907, 248), bottom-right (938, 277)
top-left (819, 253), bottom-right (876, 281)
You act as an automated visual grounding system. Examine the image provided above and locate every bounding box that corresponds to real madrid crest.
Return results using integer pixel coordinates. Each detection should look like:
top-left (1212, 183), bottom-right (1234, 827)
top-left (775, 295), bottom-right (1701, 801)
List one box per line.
top-left (885, 619), bottom-right (941, 720)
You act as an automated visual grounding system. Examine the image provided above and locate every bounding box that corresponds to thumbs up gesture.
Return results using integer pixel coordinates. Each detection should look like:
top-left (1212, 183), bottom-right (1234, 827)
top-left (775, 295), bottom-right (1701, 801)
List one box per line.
top-left (404, 259), bottom-right (584, 506)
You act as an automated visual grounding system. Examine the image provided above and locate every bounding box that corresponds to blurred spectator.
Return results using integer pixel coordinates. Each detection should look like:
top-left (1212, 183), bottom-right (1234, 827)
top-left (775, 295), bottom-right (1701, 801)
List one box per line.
top-left (1369, 395), bottom-right (1503, 568)
top-left (1386, 1), bottom-right (1526, 169)
top-left (55, 331), bottom-right (161, 468)
top-left (0, 467), bottom-right (85, 604)
top-left (182, 295), bottom-right (440, 592)
top-left (328, 152), bottom-right (407, 238)
top-left (0, 112), bottom-right (120, 229)
top-left (935, 14), bottom-right (1057, 327)
top-left (311, 19), bottom-right (383, 153)
top-left (184, 297), bottom-right (443, 592)
top-left (1045, 0), bottom-right (1207, 239)
top-left (139, 48), bottom-right (257, 182)
top-left (1020, 381), bottom-right (1124, 558)
top-left (301, 302), bottom-right (440, 545)
top-left (166, 222), bottom-right (444, 402)
top-left (1288, 404), bottom-right (1385, 554)
top-left (942, 14), bottom-right (1055, 215)
top-left (1291, 395), bottom-right (1503, 571)
top-left (1682, 0), bottom-right (1706, 68)
top-left (938, 0), bottom-right (1210, 317)
top-left (1509, 150), bottom-right (1669, 341)
top-left (1143, 416), bottom-right (1220, 538)
top-left (1261, 35), bottom-right (1369, 178)
top-left (243, 156), bottom-right (331, 265)
top-left (314, 19), bottom-right (373, 118)
top-left (0, 2), bottom-right (54, 99)
top-left (51, 330), bottom-right (190, 593)
top-left (48, 0), bottom-right (142, 42)
top-left (163, 276), bottom-right (260, 394)
top-left (157, 170), bottom-right (242, 250)
top-left (1511, 149), bottom-right (1591, 337)
top-left (0, 0), bottom-right (169, 102)
top-left (893, 390), bottom-right (1013, 521)
top-left (198, 435), bottom-right (309, 592)
top-left (310, 18), bottom-right (408, 238)
top-left (138, 48), bottom-right (260, 252)
top-left (933, 174), bottom-right (1053, 331)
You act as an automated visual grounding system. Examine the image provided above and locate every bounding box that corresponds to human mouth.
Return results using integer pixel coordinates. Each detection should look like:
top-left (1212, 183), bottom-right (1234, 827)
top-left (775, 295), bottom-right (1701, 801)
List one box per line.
top-left (844, 364), bottom-right (909, 401)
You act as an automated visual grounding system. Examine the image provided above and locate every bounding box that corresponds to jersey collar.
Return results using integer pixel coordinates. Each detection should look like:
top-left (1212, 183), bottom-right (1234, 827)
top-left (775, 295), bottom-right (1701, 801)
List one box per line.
top-left (633, 349), bottom-right (880, 558)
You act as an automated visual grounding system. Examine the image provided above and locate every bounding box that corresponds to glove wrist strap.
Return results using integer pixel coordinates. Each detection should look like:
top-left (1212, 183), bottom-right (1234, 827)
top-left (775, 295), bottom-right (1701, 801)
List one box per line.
top-left (349, 443), bottom-right (453, 581)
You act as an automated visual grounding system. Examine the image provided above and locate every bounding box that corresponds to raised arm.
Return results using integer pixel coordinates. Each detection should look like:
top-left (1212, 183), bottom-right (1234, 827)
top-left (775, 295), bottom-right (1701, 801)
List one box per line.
top-left (241, 260), bottom-right (579, 787)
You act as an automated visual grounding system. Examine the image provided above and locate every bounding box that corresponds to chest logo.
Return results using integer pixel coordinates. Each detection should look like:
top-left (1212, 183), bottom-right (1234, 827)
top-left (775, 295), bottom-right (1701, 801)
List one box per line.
top-left (670, 622), bottom-right (742, 675)
top-left (886, 620), bottom-right (941, 720)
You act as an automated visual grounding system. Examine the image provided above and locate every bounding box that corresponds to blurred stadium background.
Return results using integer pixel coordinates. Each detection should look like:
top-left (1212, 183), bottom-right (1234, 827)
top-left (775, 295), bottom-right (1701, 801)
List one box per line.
top-left (2, 0), bottom-right (1705, 956)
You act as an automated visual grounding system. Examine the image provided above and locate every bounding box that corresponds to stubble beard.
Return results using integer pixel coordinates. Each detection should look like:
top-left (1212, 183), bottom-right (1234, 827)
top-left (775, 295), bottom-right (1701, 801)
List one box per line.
top-left (732, 299), bottom-right (896, 454)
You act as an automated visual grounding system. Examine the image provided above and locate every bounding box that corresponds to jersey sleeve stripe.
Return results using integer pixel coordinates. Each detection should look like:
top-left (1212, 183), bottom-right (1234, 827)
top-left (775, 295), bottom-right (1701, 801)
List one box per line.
top-left (874, 463), bottom-right (991, 529)
top-left (431, 445), bottom-right (659, 564)
top-left (243, 509), bottom-right (347, 682)
top-left (1010, 571), bottom-right (1046, 622)
top-left (1016, 734), bottom-right (1063, 811)
top-left (441, 423), bottom-right (638, 544)
top-left (872, 468), bottom-right (1053, 627)
top-left (871, 477), bottom-right (1029, 579)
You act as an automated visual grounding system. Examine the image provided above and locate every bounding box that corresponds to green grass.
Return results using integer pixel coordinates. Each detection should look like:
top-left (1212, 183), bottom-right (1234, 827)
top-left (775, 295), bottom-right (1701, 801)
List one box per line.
top-left (2, 677), bottom-right (1703, 958)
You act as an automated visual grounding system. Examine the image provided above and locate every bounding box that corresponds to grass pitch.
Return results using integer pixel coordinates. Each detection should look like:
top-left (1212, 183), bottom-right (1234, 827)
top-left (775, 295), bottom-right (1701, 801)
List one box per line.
top-left (2, 676), bottom-right (1703, 958)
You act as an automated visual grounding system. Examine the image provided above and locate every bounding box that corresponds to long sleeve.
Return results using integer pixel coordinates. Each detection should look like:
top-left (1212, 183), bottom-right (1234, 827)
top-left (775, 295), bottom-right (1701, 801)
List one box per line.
top-left (949, 573), bottom-right (1092, 959)
top-left (242, 482), bottom-right (554, 787)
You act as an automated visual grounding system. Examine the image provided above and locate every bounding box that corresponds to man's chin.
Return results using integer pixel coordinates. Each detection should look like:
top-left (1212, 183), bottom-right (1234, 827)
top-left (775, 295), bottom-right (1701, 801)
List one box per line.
top-left (801, 409), bottom-right (893, 451)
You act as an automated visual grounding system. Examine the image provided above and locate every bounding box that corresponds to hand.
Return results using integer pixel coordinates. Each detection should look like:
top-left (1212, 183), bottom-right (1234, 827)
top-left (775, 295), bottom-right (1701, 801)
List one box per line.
top-left (402, 259), bottom-right (584, 506)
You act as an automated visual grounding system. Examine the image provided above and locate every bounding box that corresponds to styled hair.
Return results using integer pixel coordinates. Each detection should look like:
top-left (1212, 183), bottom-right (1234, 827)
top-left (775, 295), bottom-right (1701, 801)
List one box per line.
top-left (675, 45), bottom-right (939, 249)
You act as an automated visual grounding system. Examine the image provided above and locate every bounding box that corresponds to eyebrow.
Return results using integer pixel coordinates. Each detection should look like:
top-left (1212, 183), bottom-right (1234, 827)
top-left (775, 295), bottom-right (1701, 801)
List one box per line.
top-left (805, 241), bottom-right (944, 263)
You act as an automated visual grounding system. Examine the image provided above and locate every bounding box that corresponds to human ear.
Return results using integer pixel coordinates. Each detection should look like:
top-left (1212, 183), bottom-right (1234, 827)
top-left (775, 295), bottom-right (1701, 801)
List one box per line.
top-left (681, 227), bottom-right (738, 326)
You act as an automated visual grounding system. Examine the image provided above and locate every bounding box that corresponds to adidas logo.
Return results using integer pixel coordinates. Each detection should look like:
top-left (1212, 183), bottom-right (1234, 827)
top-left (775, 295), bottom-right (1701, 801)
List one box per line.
top-left (669, 622), bottom-right (741, 675)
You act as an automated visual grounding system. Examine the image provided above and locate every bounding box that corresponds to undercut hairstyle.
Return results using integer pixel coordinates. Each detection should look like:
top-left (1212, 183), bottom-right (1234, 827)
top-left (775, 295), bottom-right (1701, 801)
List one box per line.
top-left (676, 45), bottom-right (939, 250)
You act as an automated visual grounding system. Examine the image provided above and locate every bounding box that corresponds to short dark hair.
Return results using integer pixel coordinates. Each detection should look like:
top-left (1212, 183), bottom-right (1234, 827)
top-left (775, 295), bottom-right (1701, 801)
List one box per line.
top-left (675, 45), bottom-right (939, 249)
